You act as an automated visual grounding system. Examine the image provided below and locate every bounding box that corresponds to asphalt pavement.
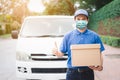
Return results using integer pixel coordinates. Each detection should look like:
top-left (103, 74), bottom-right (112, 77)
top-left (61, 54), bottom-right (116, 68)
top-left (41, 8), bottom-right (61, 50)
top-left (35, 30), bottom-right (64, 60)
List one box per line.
top-left (95, 44), bottom-right (120, 80)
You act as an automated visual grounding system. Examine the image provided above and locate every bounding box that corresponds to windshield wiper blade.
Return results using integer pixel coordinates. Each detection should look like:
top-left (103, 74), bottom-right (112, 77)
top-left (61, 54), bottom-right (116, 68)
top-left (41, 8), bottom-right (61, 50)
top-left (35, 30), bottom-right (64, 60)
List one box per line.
top-left (21, 35), bottom-right (64, 37)
top-left (35, 35), bottom-right (64, 37)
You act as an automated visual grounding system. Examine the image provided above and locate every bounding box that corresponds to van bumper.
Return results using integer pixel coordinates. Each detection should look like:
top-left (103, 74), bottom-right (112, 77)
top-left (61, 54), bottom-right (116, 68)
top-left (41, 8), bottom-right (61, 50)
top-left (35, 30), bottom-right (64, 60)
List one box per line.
top-left (17, 73), bottom-right (66, 80)
top-left (16, 60), bottom-right (67, 80)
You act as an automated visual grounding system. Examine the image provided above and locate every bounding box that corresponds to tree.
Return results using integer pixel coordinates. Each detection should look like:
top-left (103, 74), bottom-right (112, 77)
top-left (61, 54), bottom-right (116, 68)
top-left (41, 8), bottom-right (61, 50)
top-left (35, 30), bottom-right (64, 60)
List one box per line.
top-left (0, 0), bottom-right (12, 14)
top-left (43, 0), bottom-right (96, 15)
top-left (0, 0), bottom-right (30, 23)
top-left (12, 0), bottom-right (30, 23)
top-left (43, 0), bottom-right (75, 15)
top-left (74, 0), bottom-right (96, 14)
top-left (95, 0), bottom-right (113, 9)
top-left (71, 0), bottom-right (113, 15)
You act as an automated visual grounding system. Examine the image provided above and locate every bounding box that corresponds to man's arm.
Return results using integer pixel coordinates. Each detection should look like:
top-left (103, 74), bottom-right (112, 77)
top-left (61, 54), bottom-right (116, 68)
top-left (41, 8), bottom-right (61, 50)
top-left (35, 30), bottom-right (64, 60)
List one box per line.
top-left (89, 35), bottom-right (105, 71)
top-left (89, 53), bottom-right (103, 71)
top-left (52, 42), bottom-right (64, 57)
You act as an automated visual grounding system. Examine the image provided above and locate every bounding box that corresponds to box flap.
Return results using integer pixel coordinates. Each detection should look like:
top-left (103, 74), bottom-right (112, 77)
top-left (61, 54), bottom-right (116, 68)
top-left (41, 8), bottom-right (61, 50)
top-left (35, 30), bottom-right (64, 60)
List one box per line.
top-left (70, 44), bottom-right (100, 50)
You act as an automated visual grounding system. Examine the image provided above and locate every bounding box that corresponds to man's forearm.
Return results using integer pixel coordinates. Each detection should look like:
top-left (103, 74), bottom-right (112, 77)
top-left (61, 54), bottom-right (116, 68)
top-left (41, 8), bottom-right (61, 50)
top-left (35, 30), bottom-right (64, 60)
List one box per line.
top-left (100, 53), bottom-right (103, 66)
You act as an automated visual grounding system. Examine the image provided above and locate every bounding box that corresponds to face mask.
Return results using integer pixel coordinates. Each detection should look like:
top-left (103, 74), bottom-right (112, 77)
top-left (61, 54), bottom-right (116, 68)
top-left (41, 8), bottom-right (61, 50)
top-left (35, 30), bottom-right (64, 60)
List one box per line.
top-left (76, 20), bottom-right (88, 29)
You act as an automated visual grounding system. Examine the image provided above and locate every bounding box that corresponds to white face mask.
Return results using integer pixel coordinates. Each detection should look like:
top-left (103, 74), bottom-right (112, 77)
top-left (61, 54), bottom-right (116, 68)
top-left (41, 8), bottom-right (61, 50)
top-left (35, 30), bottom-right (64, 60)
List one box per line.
top-left (76, 20), bottom-right (88, 29)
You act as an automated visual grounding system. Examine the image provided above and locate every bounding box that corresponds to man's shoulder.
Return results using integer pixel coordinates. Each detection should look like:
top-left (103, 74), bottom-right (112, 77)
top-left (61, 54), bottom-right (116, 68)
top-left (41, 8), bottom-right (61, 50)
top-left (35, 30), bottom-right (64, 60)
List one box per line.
top-left (65, 30), bottom-right (75, 36)
top-left (87, 29), bottom-right (99, 36)
top-left (63, 30), bottom-right (75, 39)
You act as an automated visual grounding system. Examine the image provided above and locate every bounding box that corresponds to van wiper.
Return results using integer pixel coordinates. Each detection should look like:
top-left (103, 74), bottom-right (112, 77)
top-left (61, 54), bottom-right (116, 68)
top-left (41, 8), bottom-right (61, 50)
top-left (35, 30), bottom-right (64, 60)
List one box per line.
top-left (21, 35), bottom-right (64, 38)
top-left (34, 35), bottom-right (64, 37)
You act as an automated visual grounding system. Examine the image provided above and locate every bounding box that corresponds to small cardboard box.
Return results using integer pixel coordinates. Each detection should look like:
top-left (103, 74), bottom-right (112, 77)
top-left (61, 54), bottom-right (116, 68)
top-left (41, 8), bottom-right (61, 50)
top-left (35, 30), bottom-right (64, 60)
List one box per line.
top-left (71, 44), bottom-right (101, 66)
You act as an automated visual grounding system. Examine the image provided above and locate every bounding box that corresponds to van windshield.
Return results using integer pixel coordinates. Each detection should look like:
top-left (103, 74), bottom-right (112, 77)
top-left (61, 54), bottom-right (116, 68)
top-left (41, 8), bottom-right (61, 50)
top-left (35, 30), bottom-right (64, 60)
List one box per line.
top-left (20, 18), bottom-right (74, 37)
top-left (20, 17), bottom-right (74, 37)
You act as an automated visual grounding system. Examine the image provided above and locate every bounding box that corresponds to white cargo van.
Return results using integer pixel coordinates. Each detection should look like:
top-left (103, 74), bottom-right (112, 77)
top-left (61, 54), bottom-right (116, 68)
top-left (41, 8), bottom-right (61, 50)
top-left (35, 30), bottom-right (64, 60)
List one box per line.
top-left (12, 16), bottom-right (74, 80)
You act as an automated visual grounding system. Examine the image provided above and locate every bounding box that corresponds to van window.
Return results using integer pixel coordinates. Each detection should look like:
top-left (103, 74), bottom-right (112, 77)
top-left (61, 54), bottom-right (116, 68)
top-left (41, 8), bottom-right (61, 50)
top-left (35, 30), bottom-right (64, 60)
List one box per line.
top-left (20, 18), bottom-right (74, 37)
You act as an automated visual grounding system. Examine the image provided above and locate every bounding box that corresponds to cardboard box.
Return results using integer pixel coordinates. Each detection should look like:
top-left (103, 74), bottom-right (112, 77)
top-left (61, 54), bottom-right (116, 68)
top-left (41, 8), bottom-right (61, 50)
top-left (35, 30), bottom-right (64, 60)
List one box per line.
top-left (71, 44), bottom-right (101, 66)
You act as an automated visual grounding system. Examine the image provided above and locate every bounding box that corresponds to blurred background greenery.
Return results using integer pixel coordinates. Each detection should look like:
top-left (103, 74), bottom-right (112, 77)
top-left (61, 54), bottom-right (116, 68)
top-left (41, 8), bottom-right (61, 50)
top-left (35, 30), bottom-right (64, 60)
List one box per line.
top-left (0, 0), bottom-right (119, 47)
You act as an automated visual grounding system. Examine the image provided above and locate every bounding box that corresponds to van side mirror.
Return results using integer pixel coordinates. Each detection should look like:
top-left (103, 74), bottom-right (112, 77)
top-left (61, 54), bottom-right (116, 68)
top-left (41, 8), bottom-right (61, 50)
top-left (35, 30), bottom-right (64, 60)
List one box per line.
top-left (11, 30), bottom-right (18, 39)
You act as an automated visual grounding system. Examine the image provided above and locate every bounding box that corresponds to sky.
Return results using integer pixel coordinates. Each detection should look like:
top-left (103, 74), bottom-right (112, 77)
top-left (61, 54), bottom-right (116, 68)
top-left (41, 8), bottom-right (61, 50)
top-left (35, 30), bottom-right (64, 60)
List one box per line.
top-left (27, 0), bottom-right (45, 12)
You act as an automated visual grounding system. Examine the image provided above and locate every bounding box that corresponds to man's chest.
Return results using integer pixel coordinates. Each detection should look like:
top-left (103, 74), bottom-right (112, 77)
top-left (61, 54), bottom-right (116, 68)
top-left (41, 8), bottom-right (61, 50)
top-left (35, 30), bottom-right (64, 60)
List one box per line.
top-left (69, 34), bottom-right (96, 44)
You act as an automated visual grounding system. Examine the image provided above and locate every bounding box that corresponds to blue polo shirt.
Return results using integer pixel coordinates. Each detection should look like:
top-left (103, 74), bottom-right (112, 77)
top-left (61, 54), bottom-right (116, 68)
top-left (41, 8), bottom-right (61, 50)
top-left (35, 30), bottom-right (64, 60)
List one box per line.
top-left (60, 29), bottom-right (105, 68)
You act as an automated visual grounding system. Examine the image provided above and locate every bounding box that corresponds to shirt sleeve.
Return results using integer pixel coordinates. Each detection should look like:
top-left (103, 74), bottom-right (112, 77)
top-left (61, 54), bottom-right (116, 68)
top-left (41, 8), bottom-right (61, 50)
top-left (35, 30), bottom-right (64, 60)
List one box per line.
top-left (95, 35), bottom-right (105, 52)
top-left (60, 35), bottom-right (68, 54)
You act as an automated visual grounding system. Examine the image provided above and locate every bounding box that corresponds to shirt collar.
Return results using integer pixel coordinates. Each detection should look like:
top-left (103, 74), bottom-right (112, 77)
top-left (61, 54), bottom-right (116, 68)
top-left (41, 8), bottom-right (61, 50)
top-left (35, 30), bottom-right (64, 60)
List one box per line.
top-left (74, 29), bottom-right (88, 35)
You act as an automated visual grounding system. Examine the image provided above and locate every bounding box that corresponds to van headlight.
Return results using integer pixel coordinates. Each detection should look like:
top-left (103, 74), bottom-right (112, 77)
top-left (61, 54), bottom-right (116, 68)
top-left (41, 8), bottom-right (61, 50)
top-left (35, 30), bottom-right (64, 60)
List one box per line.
top-left (16, 51), bottom-right (31, 61)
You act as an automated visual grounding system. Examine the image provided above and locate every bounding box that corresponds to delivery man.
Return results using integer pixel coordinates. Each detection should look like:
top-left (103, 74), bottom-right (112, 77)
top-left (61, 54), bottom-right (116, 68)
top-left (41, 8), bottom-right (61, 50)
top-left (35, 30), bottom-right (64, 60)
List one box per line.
top-left (52, 9), bottom-right (105, 80)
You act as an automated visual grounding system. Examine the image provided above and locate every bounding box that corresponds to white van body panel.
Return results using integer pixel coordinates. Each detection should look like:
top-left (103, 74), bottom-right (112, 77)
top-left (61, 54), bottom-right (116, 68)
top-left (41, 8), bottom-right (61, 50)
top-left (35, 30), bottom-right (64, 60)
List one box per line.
top-left (17, 38), bottom-right (62, 53)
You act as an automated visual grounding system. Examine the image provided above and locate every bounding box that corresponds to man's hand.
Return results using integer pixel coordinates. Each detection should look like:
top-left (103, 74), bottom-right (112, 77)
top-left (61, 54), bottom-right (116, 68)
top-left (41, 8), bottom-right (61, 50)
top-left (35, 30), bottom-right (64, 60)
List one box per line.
top-left (89, 65), bottom-right (103, 71)
top-left (52, 42), bottom-right (64, 57)
top-left (52, 47), bottom-right (59, 56)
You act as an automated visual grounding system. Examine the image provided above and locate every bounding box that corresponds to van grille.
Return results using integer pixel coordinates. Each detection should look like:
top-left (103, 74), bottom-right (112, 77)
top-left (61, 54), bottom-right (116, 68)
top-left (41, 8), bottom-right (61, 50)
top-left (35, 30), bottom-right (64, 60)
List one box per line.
top-left (31, 54), bottom-right (67, 61)
top-left (31, 68), bottom-right (67, 73)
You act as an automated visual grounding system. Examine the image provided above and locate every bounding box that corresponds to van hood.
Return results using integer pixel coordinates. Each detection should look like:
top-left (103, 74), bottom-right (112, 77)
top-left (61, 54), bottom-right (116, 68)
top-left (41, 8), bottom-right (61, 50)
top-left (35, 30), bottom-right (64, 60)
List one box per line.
top-left (16, 37), bottom-right (63, 55)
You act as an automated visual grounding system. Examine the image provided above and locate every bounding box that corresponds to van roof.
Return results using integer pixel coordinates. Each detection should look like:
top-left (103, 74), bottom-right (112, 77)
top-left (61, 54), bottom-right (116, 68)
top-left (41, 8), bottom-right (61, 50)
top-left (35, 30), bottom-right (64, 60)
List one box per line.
top-left (25, 15), bottom-right (74, 20)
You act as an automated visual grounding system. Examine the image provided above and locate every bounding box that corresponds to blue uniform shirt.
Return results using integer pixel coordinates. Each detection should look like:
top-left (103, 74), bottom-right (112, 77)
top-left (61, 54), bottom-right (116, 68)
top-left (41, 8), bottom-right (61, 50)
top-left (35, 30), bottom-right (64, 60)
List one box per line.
top-left (60, 29), bottom-right (105, 68)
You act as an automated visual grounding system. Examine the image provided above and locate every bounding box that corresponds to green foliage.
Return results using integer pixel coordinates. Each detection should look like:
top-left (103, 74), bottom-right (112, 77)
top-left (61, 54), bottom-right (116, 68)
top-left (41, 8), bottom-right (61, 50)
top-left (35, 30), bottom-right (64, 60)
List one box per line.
top-left (5, 23), bottom-right (11, 34)
top-left (11, 21), bottom-right (20, 30)
top-left (0, 28), bottom-right (4, 35)
top-left (100, 35), bottom-right (120, 47)
top-left (73, 0), bottom-right (113, 14)
top-left (88, 0), bottom-right (120, 47)
top-left (90, 0), bottom-right (120, 21)
top-left (94, 0), bottom-right (113, 9)
top-left (0, 15), bottom-right (4, 22)
top-left (0, 34), bottom-right (11, 38)
top-left (5, 14), bottom-right (13, 22)
top-left (0, 24), bottom-right (5, 35)
top-left (89, 0), bottom-right (120, 37)
top-left (97, 17), bottom-right (120, 37)
top-left (43, 0), bottom-right (75, 15)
